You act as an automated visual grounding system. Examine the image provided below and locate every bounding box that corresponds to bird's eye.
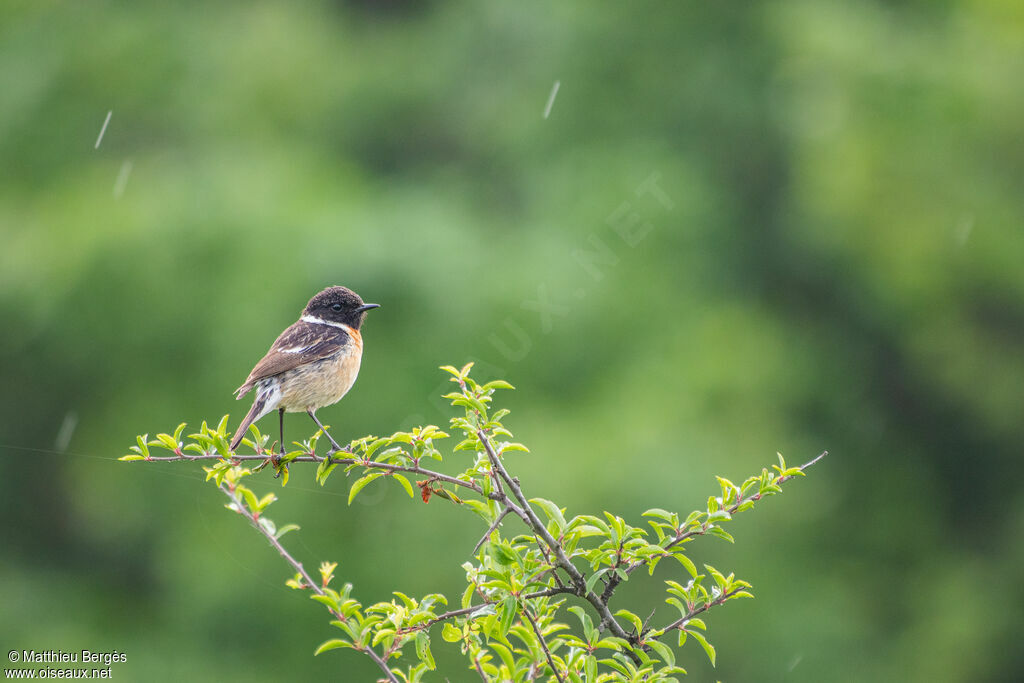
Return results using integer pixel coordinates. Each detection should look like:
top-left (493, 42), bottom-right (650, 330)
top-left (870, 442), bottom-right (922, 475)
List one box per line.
top-left (331, 303), bottom-right (343, 312)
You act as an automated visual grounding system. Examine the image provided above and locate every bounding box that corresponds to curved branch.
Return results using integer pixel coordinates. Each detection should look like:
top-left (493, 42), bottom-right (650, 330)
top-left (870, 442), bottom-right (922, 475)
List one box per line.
top-left (219, 483), bottom-right (399, 683)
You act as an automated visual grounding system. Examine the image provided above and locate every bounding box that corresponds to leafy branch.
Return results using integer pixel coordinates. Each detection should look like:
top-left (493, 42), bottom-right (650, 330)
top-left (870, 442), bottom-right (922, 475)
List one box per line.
top-left (123, 363), bottom-right (826, 681)
top-left (215, 468), bottom-right (400, 682)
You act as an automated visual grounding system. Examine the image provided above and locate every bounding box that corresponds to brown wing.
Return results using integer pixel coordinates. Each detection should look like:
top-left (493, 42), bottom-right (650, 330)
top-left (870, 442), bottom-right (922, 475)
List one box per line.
top-left (234, 320), bottom-right (351, 398)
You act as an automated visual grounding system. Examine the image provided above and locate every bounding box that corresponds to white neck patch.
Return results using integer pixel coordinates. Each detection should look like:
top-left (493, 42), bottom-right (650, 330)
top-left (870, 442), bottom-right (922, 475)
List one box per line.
top-left (301, 314), bottom-right (353, 332)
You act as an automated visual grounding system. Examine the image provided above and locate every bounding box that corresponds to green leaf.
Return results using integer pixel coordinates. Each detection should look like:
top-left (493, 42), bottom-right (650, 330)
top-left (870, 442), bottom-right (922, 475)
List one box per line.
top-left (665, 597), bottom-right (686, 617)
top-left (371, 628), bottom-right (394, 648)
top-left (239, 487), bottom-right (259, 511)
top-left (442, 623), bottom-right (462, 643)
top-left (578, 515), bottom-right (611, 538)
top-left (313, 639), bottom-right (351, 656)
top-left (216, 415), bottom-right (230, 436)
top-left (255, 492), bottom-right (277, 511)
top-left (530, 497), bottom-right (567, 532)
top-left (568, 606), bottom-right (596, 642)
top-left (490, 641), bottom-right (517, 674)
top-left (348, 472), bottom-right (384, 505)
top-left (363, 438), bottom-right (391, 458)
top-left (498, 596), bottom-right (517, 637)
top-left (392, 474), bottom-right (415, 498)
top-left (275, 524), bottom-right (300, 540)
top-left (414, 631), bottom-right (435, 670)
top-left (643, 508), bottom-right (678, 523)
top-left (311, 594), bottom-right (339, 610)
top-left (585, 568), bottom-right (611, 595)
top-left (155, 433), bottom-right (179, 451)
top-left (708, 526), bottom-right (735, 543)
top-left (490, 541), bottom-right (519, 567)
top-left (614, 609), bottom-right (643, 634)
top-left (647, 639), bottom-right (675, 668)
top-left (687, 629), bottom-right (716, 667)
top-left (705, 565), bottom-right (726, 588)
top-left (673, 553), bottom-right (698, 578)
top-left (316, 457), bottom-right (338, 486)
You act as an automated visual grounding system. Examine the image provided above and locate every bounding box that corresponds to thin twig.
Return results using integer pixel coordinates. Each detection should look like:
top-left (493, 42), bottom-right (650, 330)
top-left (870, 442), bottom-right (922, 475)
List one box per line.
top-left (604, 451), bottom-right (831, 605)
top-left (654, 587), bottom-right (743, 636)
top-left (220, 483), bottom-right (399, 683)
top-left (141, 450), bottom-right (486, 497)
top-left (522, 606), bottom-right (565, 683)
top-left (391, 585), bottom-right (575, 639)
top-left (395, 604), bottom-right (486, 636)
top-left (801, 450), bottom-right (829, 470)
top-left (473, 505), bottom-right (514, 553)
top-left (523, 586), bottom-right (574, 601)
top-left (472, 656), bottom-right (491, 682)
top-left (327, 454), bottom-right (485, 495)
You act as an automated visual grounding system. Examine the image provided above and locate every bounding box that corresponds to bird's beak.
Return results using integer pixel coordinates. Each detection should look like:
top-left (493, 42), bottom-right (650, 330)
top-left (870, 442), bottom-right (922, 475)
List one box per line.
top-left (357, 303), bottom-right (381, 313)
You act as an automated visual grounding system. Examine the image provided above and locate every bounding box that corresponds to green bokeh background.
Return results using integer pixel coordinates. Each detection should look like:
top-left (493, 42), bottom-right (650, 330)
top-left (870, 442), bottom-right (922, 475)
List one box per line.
top-left (2, 1), bottom-right (1022, 681)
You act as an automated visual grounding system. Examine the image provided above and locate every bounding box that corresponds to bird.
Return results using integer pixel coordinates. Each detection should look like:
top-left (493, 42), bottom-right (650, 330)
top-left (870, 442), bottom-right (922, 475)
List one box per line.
top-left (229, 286), bottom-right (379, 454)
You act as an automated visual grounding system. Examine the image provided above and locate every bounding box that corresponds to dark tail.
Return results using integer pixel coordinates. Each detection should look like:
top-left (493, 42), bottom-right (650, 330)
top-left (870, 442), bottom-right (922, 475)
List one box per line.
top-left (230, 395), bottom-right (269, 451)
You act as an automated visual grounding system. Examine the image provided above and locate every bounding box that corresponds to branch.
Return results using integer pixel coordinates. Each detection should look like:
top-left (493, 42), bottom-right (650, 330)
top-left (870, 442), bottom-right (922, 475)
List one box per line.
top-left (522, 605), bottom-right (566, 683)
top-left (602, 451), bottom-right (830, 605)
top-left (219, 482), bottom-right (399, 683)
top-left (655, 450), bottom-right (828, 561)
top-left (653, 587), bottom-right (743, 637)
top-left (472, 656), bottom-right (491, 682)
top-left (476, 429), bottom-right (639, 657)
top-left (473, 504), bottom-right (515, 553)
top-left (327, 453), bottom-right (485, 497)
top-left (141, 449), bottom-right (487, 498)
top-left (394, 604), bottom-right (483, 635)
top-left (124, 369), bottom-right (827, 682)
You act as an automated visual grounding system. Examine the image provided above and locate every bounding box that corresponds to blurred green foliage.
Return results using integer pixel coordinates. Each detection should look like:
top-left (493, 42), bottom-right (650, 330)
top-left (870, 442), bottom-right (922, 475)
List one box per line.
top-left (1, 0), bottom-right (1022, 681)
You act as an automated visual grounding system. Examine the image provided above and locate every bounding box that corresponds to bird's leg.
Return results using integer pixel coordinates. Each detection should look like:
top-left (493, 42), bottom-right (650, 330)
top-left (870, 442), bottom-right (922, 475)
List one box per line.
top-left (307, 408), bottom-right (344, 454)
top-left (278, 408), bottom-right (286, 456)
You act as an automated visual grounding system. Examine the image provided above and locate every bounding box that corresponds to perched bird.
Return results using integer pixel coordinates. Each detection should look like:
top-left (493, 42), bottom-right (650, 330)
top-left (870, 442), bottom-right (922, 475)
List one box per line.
top-left (229, 286), bottom-right (379, 454)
